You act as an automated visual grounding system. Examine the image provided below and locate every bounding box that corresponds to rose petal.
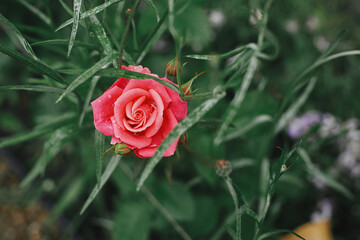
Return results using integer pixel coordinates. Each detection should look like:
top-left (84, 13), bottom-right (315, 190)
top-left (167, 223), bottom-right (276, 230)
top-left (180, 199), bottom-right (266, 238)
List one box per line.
top-left (144, 89), bottom-right (165, 138)
top-left (125, 101), bottom-right (134, 120)
top-left (123, 109), bottom-right (158, 133)
top-left (111, 116), bottom-right (151, 148)
top-left (91, 86), bottom-right (123, 136)
top-left (132, 95), bottom-right (147, 113)
top-left (161, 77), bottom-right (187, 121)
top-left (135, 109), bottom-right (180, 158)
top-left (123, 79), bottom-right (171, 109)
top-left (111, 137), bottom-right (121, 145)
top-left (114, 88), bottom-right (150, 129)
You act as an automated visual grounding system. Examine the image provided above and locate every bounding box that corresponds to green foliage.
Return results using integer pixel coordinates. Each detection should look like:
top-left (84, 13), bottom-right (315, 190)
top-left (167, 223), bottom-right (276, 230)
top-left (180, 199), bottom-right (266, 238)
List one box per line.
top-left (1, 0), bottom-right (360, 239)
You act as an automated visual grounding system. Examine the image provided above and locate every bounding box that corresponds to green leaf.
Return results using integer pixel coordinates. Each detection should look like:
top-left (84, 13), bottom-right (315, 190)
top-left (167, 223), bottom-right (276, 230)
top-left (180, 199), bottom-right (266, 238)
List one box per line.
top-left (55, 53), bottom-right (118, 103)
top-left (223, 224), bottom-right (237, 240)
top-left (55, 68), bottom-right (86, 75)
top-left (298, 148), bottom-right (354, 200)
top-left (88, 14), bottom-right (117, 67)
top-left (21, 126), bottom-right (75, 187)
top-left (17, 0), bottom-right (52, 27)
top-left (0, 85), bottom-right (73, 96)
top-left (67, 0), bottom-right (82, 57)
top-left (32, 39), bottom-right (98, 49)
top-left (145, 0), bottom-right (160, 22)
top-left (275, 77), bottom-right (317, 134)
top-left (94, 129), bottom-right (106, 185)
top-left (214, 56), bottom-right (258, 145)
top-left (58, 0), bottom-right (73, 16)
top-left (0, 13), bottom-right (37, 59)
top-left (80, 155), bottom-right (121, 215)
top-left (96, 68), bottom-right (180, 94)
top-left (258, 229), bottom-right (305, 240)
top-left (0, 113), bottom-right (76, 148)
top-left (56, 0), bottom-right (123, 31)
top-left (0, 44), bottom-right (66, 84)
top-left (318, 29), bottom-right (347, 61)
top-left (240, 205), bottom-right (259, 224)
top-left (221, 114), bottom-right (272, 143)
top-left (136, 7), bottom-right (169, 63)
top-left (136, 90), bottom-right (225, 191)
top-left (79, 75), bottom-right (100, 126)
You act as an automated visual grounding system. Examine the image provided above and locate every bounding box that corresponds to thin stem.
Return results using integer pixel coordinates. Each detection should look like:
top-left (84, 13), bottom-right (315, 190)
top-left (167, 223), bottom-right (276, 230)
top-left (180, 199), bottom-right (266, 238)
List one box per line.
top-left (118, 0), bottom-right (141, 68)
top-left (225, 177), bottom-right (241, 240)
top-left (118, 161), bottom-right (192, 240)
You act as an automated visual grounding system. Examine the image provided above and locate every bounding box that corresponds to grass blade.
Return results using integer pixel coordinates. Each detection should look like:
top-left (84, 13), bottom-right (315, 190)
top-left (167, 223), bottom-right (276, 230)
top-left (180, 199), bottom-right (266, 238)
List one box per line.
top-left (0, 85), bottom-right (72, 95)
top-left (32, 39), bottom-right (98, 50)
top-left (214, 56), bottom-right (258, 145)
top-left (318, 29), bottom-right (347, 61)
top-left (274, 77), bottom-right (317, 134)
top-left (56, 0), bottom-right (123, 31)
top-left (80, 155), bottom-right (121, 215)
top-left (0, 113), bottom-right (76, 148)
top-left (258, 229), bottom-right (305, 240)
top-left (0, 13), bottom-right (37, 59)
top-left (94, 129), bottom-right (106, 185)
top-left (0, 44), bottom-right (66, 84)
top-left (21, 126), bottom-right (75, 187)
top-left (298, 148), bottom-right (354, 200)
top-left (67, 0), bottom-right (82, 57)
top-left (78, 76), bottom-right (100, 126)
top-left (58, 0), bottom-right (73, 16)
top-left (17, 0), bottom-right (52, 27)
top-left (88, 15), bottom-right (117, 67)
top-left (145, 0), bottom-right (160, 22)
top-left (136, 90), bottom-right (225, 191)
top-left (96, 68), bottom-right (180, 94)
top-left (56, 53), bottom-right (119, 103)
top-left (221, 115), bottom-right (273, 143)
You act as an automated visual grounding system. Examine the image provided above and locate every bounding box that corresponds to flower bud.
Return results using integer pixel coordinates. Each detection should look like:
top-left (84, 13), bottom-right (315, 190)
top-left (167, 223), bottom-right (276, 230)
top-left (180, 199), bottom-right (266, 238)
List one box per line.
top-left (125, 8), bottom-right (131, 16)
top-left (215, 159), bottom-right (233, 177)
top-left (165, 58), bottom-right (180, 77)
top-left (115, 143), bottom-right (132, 155)
top-left (281, 164), bottom-right (287, 173)
top-left (181, 71), bottom-right (204, 95)
top-left (179, 132), bottom-right (187, 145)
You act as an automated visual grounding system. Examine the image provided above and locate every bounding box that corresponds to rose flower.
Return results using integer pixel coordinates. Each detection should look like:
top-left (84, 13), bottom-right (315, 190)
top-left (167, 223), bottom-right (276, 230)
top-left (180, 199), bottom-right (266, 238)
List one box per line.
top-left (91, 65), bottom-right (187, 158)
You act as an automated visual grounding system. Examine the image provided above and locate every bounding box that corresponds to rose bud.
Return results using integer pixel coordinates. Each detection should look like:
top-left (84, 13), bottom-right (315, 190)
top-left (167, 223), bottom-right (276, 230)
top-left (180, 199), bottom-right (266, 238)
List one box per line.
top-left (91, 65), bottom-right (187, 158)
top-left (165, 58), bottom-right (180, 77)
top-left (181, 71), bottom-right (205, 95)
top-left (115, 143), bottom-right (132, 155)
top-left (215, 159), bottom-right (233, 177)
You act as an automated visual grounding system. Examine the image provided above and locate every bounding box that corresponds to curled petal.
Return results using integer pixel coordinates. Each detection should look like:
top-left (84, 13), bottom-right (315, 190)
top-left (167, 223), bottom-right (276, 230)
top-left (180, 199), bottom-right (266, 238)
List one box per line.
top-left (161, 77), bottom-right (187, 121)
top-left (114, 88), bottom-right (150, 129)
top-left (91, 86), bottom-right (123, 136)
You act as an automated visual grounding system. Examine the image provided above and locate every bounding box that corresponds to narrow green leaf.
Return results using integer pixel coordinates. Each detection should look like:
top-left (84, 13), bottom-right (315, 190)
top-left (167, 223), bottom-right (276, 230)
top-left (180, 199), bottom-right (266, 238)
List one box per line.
top-left (80, 155), bottom-right (121, 215)
top-left (318, 29), bottom-right (347, 61)
top-left (274, 77), bottom-right (317, 134)
top-left (0, 85), bottom-right (73, 95)
top-left (56, 0), bottom-right (123, 31)
top-left (96, 68), bottom-right (180, 94)
top-left (145, 0), bottom-right (160, 22)
top-left (240, 205), bottom-right (259, 224)
top-left (221, 115), bottom-right (272, 143)
top-left (79, 76), bottom-right (100, 126)
top-left (0, 113), bottom-right (76, 148)
top-left (223, 224), bottom-right (237, 240)
top-left (298, 148), bottom-right (354, 200)
top-left (136, 90), bottom-right (225, 191)
top-left (21, 126), bottom-right (75, 187)
top-left (0, 44), bottom-right (66, 84)
top-left (88, 15), bottom-right (117, 67)
top-left (56, 53), bottom-right (118, 103)
top-left (56, 68), bottom-right (86, 75)
top-left (258, 229), bottom-right (305, 240)
top-left (67, 0), bottom-right (82, 57)
top-left (186, 44), bottom-right (257, 61)
top-left (58, 0), bottom-right (73, 16)
top-left (214, 56), bottom-right (258, 145)
top-left (32, 39), bottom-right (98, 49)
top-left (0, 13), bottom-right (37, 59)
top-left (95, 129), bottom-right (106, 185)
top-left (136, 7), bottom-right (169, 63)
top-left (17, 0), bottom-right (52, 26)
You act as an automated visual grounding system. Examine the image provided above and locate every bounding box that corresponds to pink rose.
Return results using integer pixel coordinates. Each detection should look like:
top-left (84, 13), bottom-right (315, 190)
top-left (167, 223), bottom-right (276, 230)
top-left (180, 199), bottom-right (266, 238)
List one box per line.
top-left (91, 65), bottom-right (187, 158)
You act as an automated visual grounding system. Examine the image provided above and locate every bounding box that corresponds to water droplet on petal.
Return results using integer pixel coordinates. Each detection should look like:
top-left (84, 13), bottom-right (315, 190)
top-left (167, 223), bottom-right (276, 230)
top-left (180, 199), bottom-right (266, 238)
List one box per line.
top-left (107, 94), bottom-right (112, 99)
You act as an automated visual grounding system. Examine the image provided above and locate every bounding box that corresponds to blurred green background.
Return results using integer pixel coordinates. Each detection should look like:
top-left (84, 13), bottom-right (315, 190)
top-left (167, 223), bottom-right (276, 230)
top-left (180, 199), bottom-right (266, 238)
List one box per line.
top-left (0, 0), bottom-right (360, 239)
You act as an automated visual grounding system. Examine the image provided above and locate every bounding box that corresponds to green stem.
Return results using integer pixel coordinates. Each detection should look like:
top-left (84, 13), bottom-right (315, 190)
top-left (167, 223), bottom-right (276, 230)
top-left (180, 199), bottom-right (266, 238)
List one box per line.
top-left (225, 177), bottom-right (241, 240)
top-left (118, 0), bottom-right (141, 68)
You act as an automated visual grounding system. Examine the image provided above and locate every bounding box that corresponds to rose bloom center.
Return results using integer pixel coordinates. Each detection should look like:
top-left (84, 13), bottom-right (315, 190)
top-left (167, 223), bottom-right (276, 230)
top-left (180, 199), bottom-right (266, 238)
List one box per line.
top-left (124, 96), bottom-right (157, 132)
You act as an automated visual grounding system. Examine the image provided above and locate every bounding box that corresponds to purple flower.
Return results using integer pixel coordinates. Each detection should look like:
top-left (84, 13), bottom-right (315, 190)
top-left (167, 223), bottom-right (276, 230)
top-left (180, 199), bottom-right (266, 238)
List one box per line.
top-left (287, 111), bottom-right (322, 139)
